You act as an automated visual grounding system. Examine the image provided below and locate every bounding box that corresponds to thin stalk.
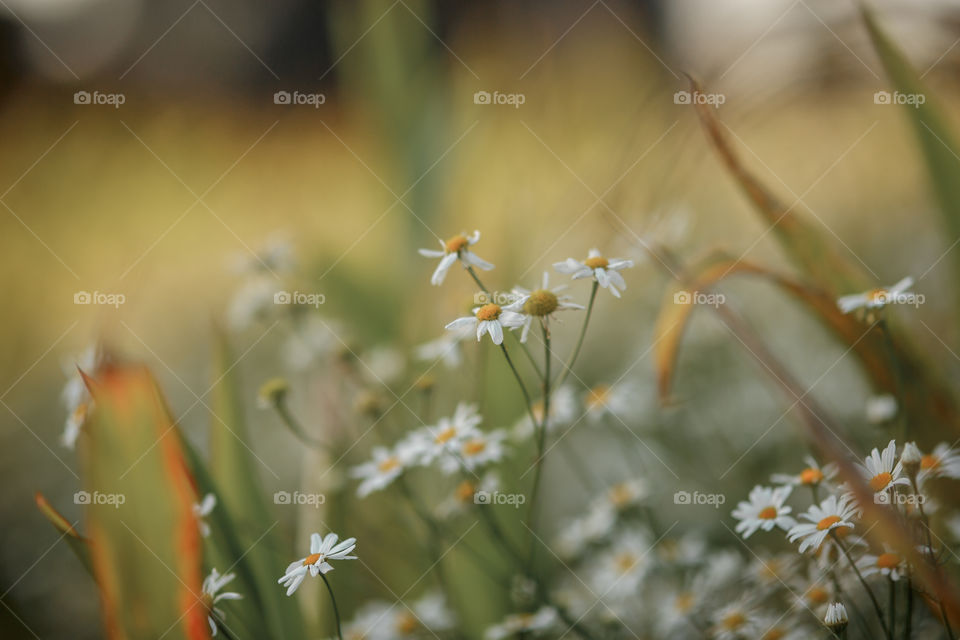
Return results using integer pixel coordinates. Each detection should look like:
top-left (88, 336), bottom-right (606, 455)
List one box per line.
top-left (499, 344), bottom-right (539, 429)
top-left (274, 399), bottom-right (327, 449)
top-left (833, 532), bottom-right (891, 640)
top-left (319, 573), bottom-right (343, 640)
top-left (905, 575), bottom-right (913, 640)
top-left (213, 616), bottom-right (240, 640)
top-left (912, 477), bottom-right (957, 640)
top-left (526, 321), bottom-right (552, 573)
top-left (555, 281), bottom-right (598, 388)
top-left (465, 265), bottom-right (489, 294)
top-left (889, 576), bottom-right (896, 638)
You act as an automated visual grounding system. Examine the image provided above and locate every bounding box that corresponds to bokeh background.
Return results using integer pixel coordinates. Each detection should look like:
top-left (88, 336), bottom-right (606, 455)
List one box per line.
top-left (3, 0), bottom-right (960, 637)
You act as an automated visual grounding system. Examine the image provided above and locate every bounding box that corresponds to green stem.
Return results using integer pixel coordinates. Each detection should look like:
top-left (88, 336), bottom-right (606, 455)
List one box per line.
top-left (889, 576), bottom-right (896, 638)
top-left (465, 265), bottom-right (489, 294)
top-left (526, 321), bottom-right (552, 574)
top-left (912, 477), bottom-right (956, 640)
top-left (499, 344), bottom-right (539, 429)
top-left (319, 573), bottom-right (343, 640)
top-left (555, 281), bottom-right (598, 388)
top-left (274, 399), bottom-right (327, 449)
top-left (904, 574), bottom-right (913, 640)
top-left (833, 532), bottom-right (891, 640)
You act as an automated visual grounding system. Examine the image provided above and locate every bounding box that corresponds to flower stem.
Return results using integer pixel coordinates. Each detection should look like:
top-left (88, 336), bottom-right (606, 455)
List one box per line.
top-left (833, 532), bottom-right (891, 640)
top-left (878, 318), bottom-right (907, 440)
top-left (273, 399), bottom-right (328, 449)
top-left (464, 265), bottom-right (489, 294)
top-left (526, 321), bottom-right (552, 574)
top-left (319, 573), bottom-right (343, 640)
top-left (888, 576), bottom-right (896, 638)
top-left (555, 281), bottom-right (598, 388)
top-left (499, 344), bottom-right (538, 429)
top-left (904, 574), bottom-right (913, 640)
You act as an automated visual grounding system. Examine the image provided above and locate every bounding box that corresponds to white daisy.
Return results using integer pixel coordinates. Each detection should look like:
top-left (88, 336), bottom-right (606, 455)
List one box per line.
top-left (918, 442), bottom-right (960, 483)
top-left (202, 568), bottom-right (242, 636)
top-left (61, 344), bottom-right (102, 449)
top-left (512, 385), bottom-right (577, 439)
top-left (509, 272), bottom-right (584, 343)
top-left (771, 457), bottom-right (838, 489)
top-left (193, 493), bottom-right (216, 538)
top-left (278, 532), bottom-right (357, 596)
top-left (732, 485), bottom-right (796, 538)
top-left (350, 445), bottom-right (418, 498)
top-left (484, 606), bottom-right (558, 640)
top-left (281, 315), bottom-right (342, 371)
top-left (711, 599), bottom-right (757, 640)
top-left (857, 548), bottom-right (907, 581)
top-left (582, 382), bottom-right (642, 424)
top-left (857, 440), bottom-right (910, 494)
top-left (588, 529), bottom-right (652, 599)
top-left (787, 494), bottom-right (860, 554)
top-left (345, 592), bottom-right (455, 639)
top-left (445, 298), bottom-right (526, 346)
top-left (553, 248), bottom-right (634, 298)
top-left (415, 322), bottom-right (474, 369)
top-left (788, 564), bottom-right (835, 615)
top-left (554, 504), bottom-right (617, 559)
top-left (436, 473), bottom-right (499, 520)
top-left (407, 403), bottom-right (484, 466)
top-left (419, 230), bottom-right (494, 286)
top-left (865, 394), bottom-right (898, 424)
top-left (438, 428), bottom-right (508, 475)
top-left (837, 276), bottom-right (914, 314)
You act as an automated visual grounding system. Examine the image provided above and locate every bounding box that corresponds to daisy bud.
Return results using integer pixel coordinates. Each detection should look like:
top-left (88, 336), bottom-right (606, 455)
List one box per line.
top-left (414, 375), bottom-right (436, 392)
top-left (257, 377), bottom-right (289, 409)
top-left (901, 441), bottom-right (922, 478)
top-left (824, 602), bottom-right (848, 634)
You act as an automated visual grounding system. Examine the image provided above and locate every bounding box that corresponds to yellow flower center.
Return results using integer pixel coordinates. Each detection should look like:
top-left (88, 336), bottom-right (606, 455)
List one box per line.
top-left (758, 506), bottom-right (779, 520)
top-left (475, 304), bottom-right (501, 321)
top-left (378, 457), bottom-right (400, 473)
top-left (800, 467), bottom-right (824, 485)
top-left (876, 552), bottom-right (901, 570)
top-left (870, 472), bottom-right (893, 492)
top-left (445, 235), bottom-right (469, 253)
top-left (763, 628), bottom-right (786, 640)
top-left (531, 401), bottom-right (545, 423)
top-left (675, 592), bottom-right (694, 613)
top-left (584, 256), bottom-right (609, 270)
top-left (808, 586), bottom-right (829, 604)
top-left (455, 480), bottom-right (476, 503)
top-left (585, 385), bottom-right (610, 410)
top-left (434, 426), bottom-right (457, 444)
top-left (721, 612), bottom-right (746, 631)
top-left (867, 288), bottom-right (889, 304)
top-left (614, 552), bottom-right (638, 573)
top-left (817, 515), bottom-right (842, 531)
top-left (303, 552), bottom-right (323, 566)
top-left (462, 439), bottom-right (487, 456)
top-left (921, 454), bottom-right (940, 470)
top-left (395, 612), bottom-right (419, 635)
top-left (523, 289), bottom-right (559, 317)
top-left (608, 483), bottom-right (634, 508)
